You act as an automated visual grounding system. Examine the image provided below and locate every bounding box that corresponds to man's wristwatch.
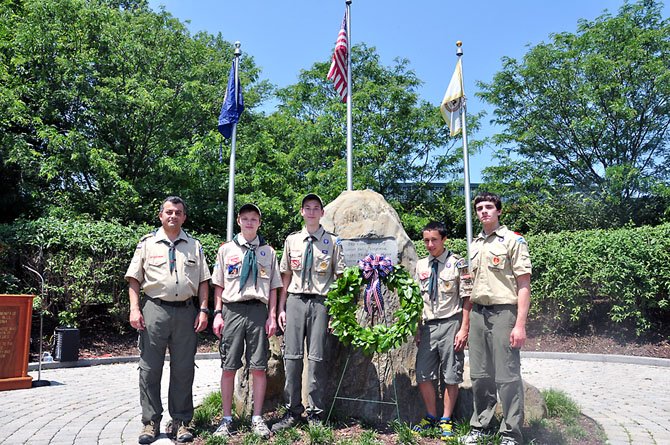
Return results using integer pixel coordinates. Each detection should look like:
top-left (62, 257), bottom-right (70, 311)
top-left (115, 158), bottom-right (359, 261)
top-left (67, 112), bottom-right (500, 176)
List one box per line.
top-left (213, 309), bottom-right (223, 316)
top-left (199, 308), bottom-right (210, 315)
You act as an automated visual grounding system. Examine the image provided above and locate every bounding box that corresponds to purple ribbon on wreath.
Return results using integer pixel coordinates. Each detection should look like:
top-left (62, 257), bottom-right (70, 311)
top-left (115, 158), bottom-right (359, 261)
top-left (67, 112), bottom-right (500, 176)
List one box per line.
top-left (358, 254), bottom-right (393, 316)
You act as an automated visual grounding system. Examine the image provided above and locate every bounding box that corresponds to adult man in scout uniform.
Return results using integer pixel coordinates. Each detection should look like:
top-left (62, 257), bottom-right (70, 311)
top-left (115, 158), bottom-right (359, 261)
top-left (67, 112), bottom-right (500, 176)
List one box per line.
top-left (126, 196), bottom-right (211, 444)
top-left (272, 193), bottom-right (346, 431)
top-left (211, 203), bottom-right (282, 439)
top-left (460, 192), bottom-right (532, 445)
top-left (412, 221), bottom-right (471, 441)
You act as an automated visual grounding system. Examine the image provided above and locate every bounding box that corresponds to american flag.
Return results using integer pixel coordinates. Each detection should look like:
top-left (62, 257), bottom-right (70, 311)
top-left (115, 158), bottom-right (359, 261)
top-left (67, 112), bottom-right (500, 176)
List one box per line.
top-left (327, 13), bottom-right (348, 102)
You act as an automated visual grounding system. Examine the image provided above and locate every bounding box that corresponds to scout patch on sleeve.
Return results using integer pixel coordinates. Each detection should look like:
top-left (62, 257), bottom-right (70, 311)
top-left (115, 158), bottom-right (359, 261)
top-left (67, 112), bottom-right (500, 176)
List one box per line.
top-left (514, 232), bottom-right (527, 244)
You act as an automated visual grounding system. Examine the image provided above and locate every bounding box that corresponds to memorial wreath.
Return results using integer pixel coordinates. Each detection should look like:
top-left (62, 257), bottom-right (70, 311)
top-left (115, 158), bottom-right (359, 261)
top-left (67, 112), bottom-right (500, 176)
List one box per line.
top-left (326, 255), bottom-right (423, 355)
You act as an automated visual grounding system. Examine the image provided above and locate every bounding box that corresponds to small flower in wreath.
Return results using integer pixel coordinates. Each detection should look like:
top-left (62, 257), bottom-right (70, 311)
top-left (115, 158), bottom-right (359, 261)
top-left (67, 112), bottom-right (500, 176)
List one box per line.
top-left (326, 254), bottom-right (422, 355)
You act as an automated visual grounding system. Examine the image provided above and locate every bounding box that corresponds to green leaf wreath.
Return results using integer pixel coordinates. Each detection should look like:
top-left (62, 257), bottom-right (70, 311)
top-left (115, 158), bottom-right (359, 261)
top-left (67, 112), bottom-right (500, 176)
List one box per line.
top-left (326, 264), bottom-right (423, 355)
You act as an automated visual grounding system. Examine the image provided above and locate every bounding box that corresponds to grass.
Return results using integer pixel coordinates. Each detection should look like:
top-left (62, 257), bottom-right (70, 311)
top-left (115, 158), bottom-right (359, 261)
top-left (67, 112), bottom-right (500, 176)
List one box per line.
top-left (190, 390), bottom-right (604, 444)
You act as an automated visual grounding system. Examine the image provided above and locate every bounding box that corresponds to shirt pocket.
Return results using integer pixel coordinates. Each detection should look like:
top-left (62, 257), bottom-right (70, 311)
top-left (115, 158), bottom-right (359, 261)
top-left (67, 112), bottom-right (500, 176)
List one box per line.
top-left (148, 256), bottom-right (167, 268)
top-left (225, 259), bottom-right (242, 279)
top-left (487, 246), bottom-right (507, 271)
top-left (314, 250), bottom-right (332, 275)
top-left (289, 252), bottom-right (303, 271)
top-left (256, 255), bottom-right (273, 281)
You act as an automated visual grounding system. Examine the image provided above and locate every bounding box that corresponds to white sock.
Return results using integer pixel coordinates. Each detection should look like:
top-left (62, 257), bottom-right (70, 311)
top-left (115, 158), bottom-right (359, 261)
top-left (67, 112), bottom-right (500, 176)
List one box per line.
top-left (223, 416), bottom-right (233, 423)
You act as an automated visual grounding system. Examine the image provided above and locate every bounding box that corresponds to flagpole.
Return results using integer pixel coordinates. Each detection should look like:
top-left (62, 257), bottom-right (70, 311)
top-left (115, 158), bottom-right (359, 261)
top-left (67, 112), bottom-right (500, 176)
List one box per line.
top-left (226, 41), bottom-right (242, 241)
top-left (457, 41), bottom-right (473, 270)
top-left (345, 0), bottom-right (353, 191)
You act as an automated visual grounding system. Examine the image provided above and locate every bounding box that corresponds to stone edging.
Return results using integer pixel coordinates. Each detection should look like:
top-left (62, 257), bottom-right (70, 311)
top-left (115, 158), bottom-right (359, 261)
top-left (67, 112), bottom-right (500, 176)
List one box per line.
top-left (28, 351), bottom-right (670, 371)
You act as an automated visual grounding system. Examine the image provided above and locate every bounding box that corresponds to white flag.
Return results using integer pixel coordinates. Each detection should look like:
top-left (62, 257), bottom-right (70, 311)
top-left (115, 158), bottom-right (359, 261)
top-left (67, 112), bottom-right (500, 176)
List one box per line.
top-left (440, 59), bottom-right (465, 136)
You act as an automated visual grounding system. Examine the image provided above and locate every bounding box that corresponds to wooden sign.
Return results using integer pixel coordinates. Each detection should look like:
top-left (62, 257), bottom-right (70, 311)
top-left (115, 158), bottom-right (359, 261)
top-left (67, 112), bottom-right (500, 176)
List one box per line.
top-left (0, 295), bottom-right (34, 391)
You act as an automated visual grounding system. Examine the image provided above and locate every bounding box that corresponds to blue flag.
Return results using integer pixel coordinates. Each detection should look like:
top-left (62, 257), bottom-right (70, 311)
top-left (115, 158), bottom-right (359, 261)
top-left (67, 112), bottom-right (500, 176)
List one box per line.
top-left (218, 61), bottom-right (244, 139)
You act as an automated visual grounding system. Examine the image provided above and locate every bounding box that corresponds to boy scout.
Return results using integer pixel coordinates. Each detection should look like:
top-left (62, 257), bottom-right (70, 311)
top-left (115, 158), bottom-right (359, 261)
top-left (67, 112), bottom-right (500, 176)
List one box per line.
top-left (272, 193), bottom-right (346, 431)
top-left (211, 203), bottom-right (281, 439)
top-left (413, 221), bottom-right (471, 441)
top-left (460, 192), bottom-right (532, 445)
top-left (125, 196), bottom-right (211, 444)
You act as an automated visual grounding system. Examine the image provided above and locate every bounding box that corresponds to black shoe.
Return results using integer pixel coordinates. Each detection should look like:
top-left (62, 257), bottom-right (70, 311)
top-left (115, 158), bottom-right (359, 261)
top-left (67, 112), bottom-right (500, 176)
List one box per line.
top-left (138, 420), bottom-right (159, 444)
top-left (307, 412), bottom-right (323, 427)
top-left (271, 411), bottom-right (301, 432)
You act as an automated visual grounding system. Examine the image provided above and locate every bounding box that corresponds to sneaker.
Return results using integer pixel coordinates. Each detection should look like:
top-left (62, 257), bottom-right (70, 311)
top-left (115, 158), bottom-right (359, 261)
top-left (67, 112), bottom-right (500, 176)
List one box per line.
top-left (172, 420), bottom-right (193, 443)
top-left (412, 414), bottom-right (437, 435)
top-left (271, 411), bottom-right (301, 433)
top-left (458, 428), bottom-right (485, 444)
top-left (439, 418), bottom-right (453, 440)
top-left (252, 417), bottom-right (271, 439)
top-left (138, 420), bottom-right (159, 444)
top-left (500, 438), bottom-right (518, 445)
top-left (213, 418), bottom-right (233, 438)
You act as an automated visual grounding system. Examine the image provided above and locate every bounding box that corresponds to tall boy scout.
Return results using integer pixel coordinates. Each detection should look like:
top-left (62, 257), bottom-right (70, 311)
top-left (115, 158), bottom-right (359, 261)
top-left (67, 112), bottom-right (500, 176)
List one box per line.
top-left (211, 203), bottom-right (282, 439)
top-left (412, 221), bottom-right (471, 441)
top-left (460, 192), bottom-right (532, 445)
top-left (125, 196), bottom-right (211, 444)
top-left (272, 193), bottom-right (346, 431)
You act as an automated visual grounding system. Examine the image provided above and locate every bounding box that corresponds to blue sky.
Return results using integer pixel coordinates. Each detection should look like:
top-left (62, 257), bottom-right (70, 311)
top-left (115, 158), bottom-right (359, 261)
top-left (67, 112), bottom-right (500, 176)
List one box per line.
top-left (148, 0), bottom-right (668, 182)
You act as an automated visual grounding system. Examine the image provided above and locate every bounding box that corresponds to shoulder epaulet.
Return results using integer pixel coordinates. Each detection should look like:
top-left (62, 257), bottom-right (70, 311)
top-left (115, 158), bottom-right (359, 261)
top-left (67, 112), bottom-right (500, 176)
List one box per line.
top-left (140, 230), bottom-right (157, 241)
top-left (289, 230), bottom-right (301, 236)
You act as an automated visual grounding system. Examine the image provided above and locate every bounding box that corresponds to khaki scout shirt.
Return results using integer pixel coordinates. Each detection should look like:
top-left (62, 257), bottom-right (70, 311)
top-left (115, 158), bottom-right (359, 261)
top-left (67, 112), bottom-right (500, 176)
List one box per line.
top-left (211, 234), bottom-right (282, 304)
top-left (470, 225), bottom-right (532, 306)
top-left (125, 228), bottom-right (211, 302)
top-left (415, 250), bottom-right (469, 321)
top-left (280, 226), bottom-right (346, 296)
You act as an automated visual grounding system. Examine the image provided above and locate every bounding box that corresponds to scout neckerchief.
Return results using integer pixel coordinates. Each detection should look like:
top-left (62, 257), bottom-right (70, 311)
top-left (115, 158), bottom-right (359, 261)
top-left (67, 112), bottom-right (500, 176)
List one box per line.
top-left (160, 237), bottom-right (186, 275)
top-left (234, 234), bottom-right (267, 289)
top-left (301, 234), bottom-right (316, 287)
top-left (428, 250), bottom-right (452, 302)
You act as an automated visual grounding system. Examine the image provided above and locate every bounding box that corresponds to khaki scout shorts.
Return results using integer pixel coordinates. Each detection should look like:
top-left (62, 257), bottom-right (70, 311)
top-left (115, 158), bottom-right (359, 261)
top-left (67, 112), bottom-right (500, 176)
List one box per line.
top-left (415, 315), bottom-right (464, 385)
top-left (219, 300), bottom-right (269, 371)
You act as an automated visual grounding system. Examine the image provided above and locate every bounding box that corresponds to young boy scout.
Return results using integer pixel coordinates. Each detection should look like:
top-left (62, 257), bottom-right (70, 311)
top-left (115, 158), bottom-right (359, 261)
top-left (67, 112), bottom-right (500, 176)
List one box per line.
top-left (412, 221), bottom-right (471, 441)
top-left (211, 203), bottom-right (282, 439)
top-left (460, 192), bottom-right (532, 445)
top-left (272, 193), bottom-right (346, 431)
top-left (125, 196), bottom-right (211, 444)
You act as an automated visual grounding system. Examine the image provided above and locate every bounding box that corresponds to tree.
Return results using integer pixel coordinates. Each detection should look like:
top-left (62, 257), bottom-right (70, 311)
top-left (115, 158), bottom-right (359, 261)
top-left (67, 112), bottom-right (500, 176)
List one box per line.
top-left (478, 0), bottom-right (670, 226)
top-left (269, 44), bottom-right (482, 231)
top-left (0, 0), bottom-right (269, 230)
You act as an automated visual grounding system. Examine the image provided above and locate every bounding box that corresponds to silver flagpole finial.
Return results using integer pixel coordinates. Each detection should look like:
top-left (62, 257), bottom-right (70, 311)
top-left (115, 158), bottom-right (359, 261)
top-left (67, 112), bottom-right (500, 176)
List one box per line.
top-left (456, 41), bottom-right (463, 56)
top-left (234, 41), bottom-right (242, 56)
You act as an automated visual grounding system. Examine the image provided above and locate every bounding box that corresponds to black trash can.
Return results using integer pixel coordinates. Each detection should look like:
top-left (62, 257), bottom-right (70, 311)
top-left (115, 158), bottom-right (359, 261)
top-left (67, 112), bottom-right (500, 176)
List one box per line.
top-left (54, 327), bottom-right (80, 362)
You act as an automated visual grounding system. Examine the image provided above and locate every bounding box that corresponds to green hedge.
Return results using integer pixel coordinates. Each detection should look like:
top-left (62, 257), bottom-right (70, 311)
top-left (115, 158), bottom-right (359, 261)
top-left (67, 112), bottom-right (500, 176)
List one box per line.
top-left (0, 217), bottom-right (223, 328)
top-left (414, 224), bottom-right (670, 335)
top-left (2, 218), bottom-right (668, 334)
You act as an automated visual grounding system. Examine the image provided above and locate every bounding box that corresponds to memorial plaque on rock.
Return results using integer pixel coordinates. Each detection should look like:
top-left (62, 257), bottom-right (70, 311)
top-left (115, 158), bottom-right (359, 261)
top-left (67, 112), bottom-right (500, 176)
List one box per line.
top-left (339, 237), bottom-right (399, 267)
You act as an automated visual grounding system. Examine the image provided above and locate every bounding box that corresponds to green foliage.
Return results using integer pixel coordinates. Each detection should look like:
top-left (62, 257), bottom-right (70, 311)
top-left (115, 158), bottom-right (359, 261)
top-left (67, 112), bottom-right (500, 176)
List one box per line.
top-left (326, 265), bottom-right (423, 355)
top-left (390, 420), bottom-right (417, 445)
top-left (528, 224), bottom-right (670, 334)
top-left (0, 217), bottom-right (222, 328)
top-left (305, 422), bottom-right (335, 444)
top-left (543, 389), bottom-right (580, 421)
top-left (478, 0), bottom-right (670, 227)
top-left (273, 427), bottom-right (302, 445)
top-left (192, 392), bottom-right (222, 428)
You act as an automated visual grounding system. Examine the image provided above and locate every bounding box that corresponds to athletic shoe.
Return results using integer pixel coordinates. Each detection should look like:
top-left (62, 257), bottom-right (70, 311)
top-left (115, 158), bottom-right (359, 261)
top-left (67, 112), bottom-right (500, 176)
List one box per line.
top-left (458, 428), bottom-right (486, 444)
top-left (439, 418), bottom-right (453, 440)
top-left (213, 418), bottom-right (233, 437)
top-left (252, 417), bottom-right (271, 439)
top-left (412, 414), bottom-right (437, 434)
